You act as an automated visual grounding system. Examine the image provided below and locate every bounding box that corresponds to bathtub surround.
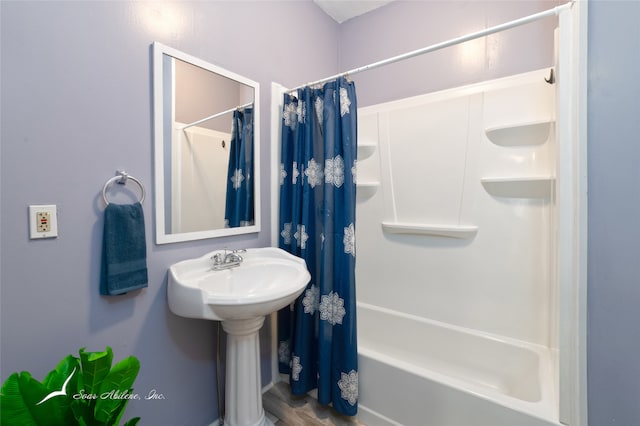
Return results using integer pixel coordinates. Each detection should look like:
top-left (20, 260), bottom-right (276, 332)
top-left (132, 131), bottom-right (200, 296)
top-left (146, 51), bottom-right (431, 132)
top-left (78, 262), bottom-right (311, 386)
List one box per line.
top-left (354, 69), bottom-right (560, 425)
top-left (357, 70), bottom-right (556, 344)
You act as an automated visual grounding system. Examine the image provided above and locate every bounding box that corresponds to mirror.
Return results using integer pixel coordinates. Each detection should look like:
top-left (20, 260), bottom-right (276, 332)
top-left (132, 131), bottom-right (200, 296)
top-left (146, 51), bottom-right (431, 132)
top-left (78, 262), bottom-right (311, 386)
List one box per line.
top-left (153, 42), bottom-right (260, 244)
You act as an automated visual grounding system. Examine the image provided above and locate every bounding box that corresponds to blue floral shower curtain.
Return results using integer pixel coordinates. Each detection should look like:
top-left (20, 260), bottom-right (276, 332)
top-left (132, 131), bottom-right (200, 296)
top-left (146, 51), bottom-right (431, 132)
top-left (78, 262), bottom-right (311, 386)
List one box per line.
top-left (225, 107), bottom-right (254, 227)
top-left (277, 77), bottom-right (358, 416)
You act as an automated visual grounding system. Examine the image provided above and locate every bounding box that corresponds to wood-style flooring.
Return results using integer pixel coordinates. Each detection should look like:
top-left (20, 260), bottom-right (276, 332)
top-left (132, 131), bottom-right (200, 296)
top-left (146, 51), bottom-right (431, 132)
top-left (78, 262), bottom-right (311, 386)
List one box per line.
top-left (263, 382), bottom-right (367, 426)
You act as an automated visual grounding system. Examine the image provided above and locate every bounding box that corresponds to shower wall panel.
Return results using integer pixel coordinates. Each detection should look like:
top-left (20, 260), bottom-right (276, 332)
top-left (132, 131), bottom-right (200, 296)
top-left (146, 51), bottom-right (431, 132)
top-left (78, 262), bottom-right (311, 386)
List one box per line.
top-left (355, 69), bottom-right (556, 347)
top-left (384, 95), bottom-right (474, 224)
top-left (171, 125), bottom-right (231, 233)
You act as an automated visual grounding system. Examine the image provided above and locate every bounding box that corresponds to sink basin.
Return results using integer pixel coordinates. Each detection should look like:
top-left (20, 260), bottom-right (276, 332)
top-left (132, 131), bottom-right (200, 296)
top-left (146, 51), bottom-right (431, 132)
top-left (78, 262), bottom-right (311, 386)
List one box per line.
top-left (168, 247), bottom-right (310, 321)
top-left (167, 247), bottom-right (311, 426)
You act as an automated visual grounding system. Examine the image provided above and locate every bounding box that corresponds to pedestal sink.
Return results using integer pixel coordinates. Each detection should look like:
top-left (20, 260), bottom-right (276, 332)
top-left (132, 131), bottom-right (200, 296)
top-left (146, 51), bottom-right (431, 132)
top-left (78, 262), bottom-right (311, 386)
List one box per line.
top-left (167, 247), bottom-right (310, 426)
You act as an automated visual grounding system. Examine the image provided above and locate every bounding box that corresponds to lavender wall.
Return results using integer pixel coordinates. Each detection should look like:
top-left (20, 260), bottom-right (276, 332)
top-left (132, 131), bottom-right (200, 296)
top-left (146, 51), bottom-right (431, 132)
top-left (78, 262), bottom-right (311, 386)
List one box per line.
top-left (0, 2), bottom-right (337, 424)
top-left (337, 0), bottom-right (558, 107)
top-left (587, 1), bottom-right (640, 425)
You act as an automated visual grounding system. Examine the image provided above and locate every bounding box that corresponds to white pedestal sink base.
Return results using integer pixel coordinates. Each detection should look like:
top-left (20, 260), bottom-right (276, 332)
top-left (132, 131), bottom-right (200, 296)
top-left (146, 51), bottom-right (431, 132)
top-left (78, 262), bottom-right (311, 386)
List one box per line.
top-left (222, 316), bottom-right (273, 426)
top-left (167, 248), bottom-right (311, 426)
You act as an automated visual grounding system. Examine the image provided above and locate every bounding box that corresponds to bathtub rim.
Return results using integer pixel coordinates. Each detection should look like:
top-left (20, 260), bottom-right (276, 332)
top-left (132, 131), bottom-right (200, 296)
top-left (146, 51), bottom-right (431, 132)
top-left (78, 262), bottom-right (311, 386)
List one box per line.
top-left (357, 301), bottom-right (560, 424)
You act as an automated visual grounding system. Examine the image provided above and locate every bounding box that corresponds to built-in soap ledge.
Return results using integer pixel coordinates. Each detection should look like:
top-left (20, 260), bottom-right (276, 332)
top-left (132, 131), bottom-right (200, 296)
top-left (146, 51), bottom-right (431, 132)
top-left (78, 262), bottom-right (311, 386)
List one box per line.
top-left (357, 142), bottom-right (377, 160)
top-left (485, 120), bottom-right (554, 146)
top-left (357, 181), bottom-right (380, 200)
top-left (481, 176), bottom-right (555, 198)
top-left (381, 221), bottom-right (478, 239)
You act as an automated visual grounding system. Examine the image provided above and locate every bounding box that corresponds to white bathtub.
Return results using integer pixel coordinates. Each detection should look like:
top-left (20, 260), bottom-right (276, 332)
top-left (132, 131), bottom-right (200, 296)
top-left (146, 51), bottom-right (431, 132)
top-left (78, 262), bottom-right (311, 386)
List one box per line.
top-left (356, 303), bottom-right (560, 426)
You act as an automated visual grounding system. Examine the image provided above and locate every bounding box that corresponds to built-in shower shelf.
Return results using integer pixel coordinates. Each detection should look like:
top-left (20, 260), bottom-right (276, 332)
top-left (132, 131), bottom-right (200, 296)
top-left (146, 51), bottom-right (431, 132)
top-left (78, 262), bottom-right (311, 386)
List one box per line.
top-left (381, 221), bottom-right (478, 239)
top-left (481, 176), bottom-right (555, 198)
top-left (358, 142), bottom-right (377, 160)
top-left (485, 120), bottom-right (554, 146)
top-left (357, 181), bottom-right (380, 200)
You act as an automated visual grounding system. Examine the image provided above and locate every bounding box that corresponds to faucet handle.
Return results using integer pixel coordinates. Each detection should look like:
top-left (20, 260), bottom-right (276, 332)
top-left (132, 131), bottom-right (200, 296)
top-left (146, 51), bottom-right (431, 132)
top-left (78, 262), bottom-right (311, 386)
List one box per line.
top-left (211, 249), bottom-right (245, 265)
top-left (211, 248), bottom-right (231, 257)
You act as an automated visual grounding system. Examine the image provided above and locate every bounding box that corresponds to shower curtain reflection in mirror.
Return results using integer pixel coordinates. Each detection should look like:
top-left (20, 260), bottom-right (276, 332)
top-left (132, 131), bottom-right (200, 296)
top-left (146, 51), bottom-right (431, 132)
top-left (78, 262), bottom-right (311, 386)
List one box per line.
top-left (225, 107), bottom-right (254, 227)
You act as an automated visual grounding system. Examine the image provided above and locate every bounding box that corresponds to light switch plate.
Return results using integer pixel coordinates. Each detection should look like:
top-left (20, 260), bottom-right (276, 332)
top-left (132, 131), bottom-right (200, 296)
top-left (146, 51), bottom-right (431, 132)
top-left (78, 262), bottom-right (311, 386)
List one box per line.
top-left (29, 205), bottom-right (58, 239)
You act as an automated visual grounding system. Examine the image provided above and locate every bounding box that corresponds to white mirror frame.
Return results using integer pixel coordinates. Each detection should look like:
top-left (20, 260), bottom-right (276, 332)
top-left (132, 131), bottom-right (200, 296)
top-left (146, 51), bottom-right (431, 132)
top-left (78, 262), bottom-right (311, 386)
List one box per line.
top-left (152, 42), bottom-right (260, 244)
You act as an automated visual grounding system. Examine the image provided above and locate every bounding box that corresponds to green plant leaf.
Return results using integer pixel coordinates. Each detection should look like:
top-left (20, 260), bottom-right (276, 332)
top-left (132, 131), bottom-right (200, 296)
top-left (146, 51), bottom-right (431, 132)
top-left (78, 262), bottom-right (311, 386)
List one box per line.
top-left (0, 371), bottom-right (67, 426)
top-left (79, 347), bottom-right (113, 396)
top-left (1, 348), bottom-right (140, 426)
top-left (93, 356), bottom-right (140, 424)
top-left (41, 355), bottom-right (81, 425)
top-left (70, 399), bottom-right (92, 426)
top-left (122, 417), bottom-right (141, 426)
top-left (42, 355), bottom-right (79, 390)
top-left (101, 397), bottom-right (129, 426)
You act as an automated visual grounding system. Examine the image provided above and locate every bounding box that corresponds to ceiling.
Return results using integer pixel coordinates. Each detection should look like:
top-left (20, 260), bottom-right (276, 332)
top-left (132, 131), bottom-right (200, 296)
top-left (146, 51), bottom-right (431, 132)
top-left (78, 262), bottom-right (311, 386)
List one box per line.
top-left (313, 0), bottom-right (395, 24)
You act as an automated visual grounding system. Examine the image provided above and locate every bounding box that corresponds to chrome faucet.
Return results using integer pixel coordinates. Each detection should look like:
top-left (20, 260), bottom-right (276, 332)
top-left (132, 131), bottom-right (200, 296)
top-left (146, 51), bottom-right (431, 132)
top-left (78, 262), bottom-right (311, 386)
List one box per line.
top-left (211, 249), bottom-right (246, 271)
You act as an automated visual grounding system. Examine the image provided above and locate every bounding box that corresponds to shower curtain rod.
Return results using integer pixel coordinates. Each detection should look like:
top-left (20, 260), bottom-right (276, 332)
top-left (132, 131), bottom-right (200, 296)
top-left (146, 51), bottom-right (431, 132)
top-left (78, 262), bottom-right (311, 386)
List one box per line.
top-left (289, 1), bottom-right (573, 92)
top-left (181, 101), bottom-right (253, 131)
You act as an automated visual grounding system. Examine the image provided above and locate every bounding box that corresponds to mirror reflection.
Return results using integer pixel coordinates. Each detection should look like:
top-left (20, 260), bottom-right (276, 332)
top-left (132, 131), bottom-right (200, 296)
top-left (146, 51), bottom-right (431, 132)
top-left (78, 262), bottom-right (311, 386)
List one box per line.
top-left (153, 42), bottom-right (260, 244)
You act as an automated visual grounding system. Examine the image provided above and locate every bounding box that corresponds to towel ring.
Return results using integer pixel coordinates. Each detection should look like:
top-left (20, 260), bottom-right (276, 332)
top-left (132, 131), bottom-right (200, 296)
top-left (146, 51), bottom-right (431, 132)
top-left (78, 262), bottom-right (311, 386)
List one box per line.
top-left (102, 170), bottom-right (145, 205)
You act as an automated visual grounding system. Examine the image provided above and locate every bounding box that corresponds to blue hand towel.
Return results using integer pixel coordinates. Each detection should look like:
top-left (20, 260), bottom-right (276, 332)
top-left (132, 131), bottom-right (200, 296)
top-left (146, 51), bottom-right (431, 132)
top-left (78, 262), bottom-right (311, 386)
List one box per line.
top-left (100, 202), bottom-right (148, 295)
